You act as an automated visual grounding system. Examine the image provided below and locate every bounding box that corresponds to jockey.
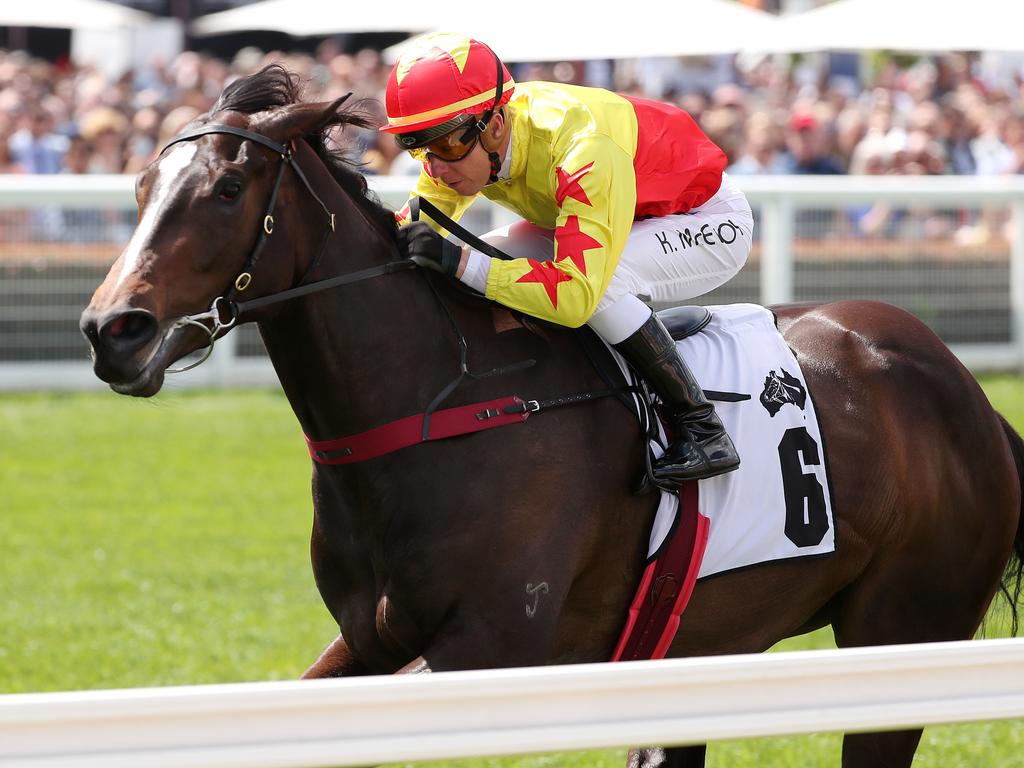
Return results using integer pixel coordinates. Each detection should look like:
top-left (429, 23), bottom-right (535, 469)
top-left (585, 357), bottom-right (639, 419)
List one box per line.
top-left (383, 32), bottom-right (752, 490)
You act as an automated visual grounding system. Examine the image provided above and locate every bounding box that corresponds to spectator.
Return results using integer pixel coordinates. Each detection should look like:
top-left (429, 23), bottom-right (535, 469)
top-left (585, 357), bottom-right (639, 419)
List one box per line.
top-left (676, 91), bottom-right (709, 124)
top-left (61, 135), bottom-right (108, 241)
top-left (781, 109), bottom-right (844, 238)
top-left (901, 129), bottom-right (948, 175)
top-left (781, 111), bottom-right (843, 174)
top-left (124, 106), bottom-right (161, 174)
top-left (972, 113), bottom-right (1015, 175)
top-left (1005, 112), bottom-right (1024, 174)
top-left (61, 135), bottom-right (91, 175)
top-left (701, 106), bottom-right (744, 165)
top-left (941, 98), bottom-right (978, 174)
top-left (834, 107), bottom-right (866, 171)
top-left (728, 111), bottom-right (788, 175)
top-left (846, 134), bottom-right (894, 238)
top-left (157, 105), bottom-right (200, 150)
top-left (79, 106), bottom-right (129, 174)
top-left (0, 118), bottom-right (24, 173)
top-left (8, 106), bottom-right (66, 174)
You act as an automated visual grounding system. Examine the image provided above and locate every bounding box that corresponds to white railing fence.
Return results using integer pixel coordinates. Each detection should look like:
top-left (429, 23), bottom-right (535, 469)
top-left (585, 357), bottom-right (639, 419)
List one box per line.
top-left (2, 174), bottom-right (1023, 391)
top-left (2, 639), bottom-right (1024, 768)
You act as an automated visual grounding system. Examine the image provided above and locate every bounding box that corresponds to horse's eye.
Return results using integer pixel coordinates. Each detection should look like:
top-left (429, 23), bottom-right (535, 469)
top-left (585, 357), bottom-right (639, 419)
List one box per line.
top-left (218, 180), bottom-right (242, 201)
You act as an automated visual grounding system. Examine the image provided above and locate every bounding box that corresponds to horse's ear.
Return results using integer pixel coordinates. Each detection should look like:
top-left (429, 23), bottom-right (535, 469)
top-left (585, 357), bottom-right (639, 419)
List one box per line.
top-left (254, 94), bottom-right (355, 144)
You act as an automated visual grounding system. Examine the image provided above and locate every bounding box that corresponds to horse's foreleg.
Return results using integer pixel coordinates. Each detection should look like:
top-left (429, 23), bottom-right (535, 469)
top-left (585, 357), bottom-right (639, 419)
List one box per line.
top-left (842, 731), bottom-right (922, 768)
top-left (301, 634), bottom-right (368, 679)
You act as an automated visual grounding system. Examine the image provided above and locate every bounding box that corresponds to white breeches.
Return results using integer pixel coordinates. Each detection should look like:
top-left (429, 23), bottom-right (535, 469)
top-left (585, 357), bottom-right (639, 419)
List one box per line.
top-left (481, 173), bottom-right (753, 344)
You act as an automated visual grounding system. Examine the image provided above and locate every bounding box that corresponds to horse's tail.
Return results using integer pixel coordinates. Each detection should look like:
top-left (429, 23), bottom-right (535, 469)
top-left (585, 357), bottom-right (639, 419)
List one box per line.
top-left (997, 412), bottom-right (1024, 636)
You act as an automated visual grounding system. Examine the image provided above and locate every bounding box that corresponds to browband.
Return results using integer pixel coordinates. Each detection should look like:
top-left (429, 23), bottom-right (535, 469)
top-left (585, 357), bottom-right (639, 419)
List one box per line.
top-left (161, 124), bottom-right (289, 157)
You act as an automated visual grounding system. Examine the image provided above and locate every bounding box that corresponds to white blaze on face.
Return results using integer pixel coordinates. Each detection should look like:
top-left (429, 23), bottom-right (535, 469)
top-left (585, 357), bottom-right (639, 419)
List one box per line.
top-left (115, 142), bottom-right (198, 288)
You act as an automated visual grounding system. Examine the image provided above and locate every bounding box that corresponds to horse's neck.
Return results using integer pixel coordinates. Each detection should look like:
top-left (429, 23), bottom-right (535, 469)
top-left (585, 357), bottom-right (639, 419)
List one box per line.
top-left (257, 201), bottom-right (466, 443)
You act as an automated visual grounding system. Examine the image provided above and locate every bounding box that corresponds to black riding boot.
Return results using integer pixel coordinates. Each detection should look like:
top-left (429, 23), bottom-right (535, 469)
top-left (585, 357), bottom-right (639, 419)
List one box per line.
top-left (614, 313), bottom-right (740, 490)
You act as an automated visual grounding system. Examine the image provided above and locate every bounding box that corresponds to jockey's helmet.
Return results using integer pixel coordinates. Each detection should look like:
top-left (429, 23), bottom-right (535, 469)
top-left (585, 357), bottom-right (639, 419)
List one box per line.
top-left (381, 32), bottom-right (515, 157)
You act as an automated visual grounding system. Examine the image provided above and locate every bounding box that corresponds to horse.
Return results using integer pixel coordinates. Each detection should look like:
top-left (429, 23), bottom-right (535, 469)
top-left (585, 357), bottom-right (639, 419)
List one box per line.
top-left (80, 66), bottom-right (1024, 768)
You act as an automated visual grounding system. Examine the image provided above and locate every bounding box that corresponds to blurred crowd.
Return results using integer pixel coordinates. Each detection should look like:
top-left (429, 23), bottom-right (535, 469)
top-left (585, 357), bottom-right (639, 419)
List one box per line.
top-left (2, 41), bottom-right (1024, 243)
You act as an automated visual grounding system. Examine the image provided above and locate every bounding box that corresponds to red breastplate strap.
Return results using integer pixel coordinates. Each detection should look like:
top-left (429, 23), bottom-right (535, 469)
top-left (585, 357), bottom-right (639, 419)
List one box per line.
top-left (305, 396), bottom-right (531, 465)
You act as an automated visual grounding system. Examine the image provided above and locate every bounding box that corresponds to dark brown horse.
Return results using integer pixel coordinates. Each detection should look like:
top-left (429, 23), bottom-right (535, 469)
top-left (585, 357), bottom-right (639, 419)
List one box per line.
top-left (80, 67), bottom-right (1024, 767)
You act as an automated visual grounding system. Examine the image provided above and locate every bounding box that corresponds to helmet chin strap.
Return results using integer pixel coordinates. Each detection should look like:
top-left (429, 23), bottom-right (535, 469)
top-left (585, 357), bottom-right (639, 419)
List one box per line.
top-left (481, 120), bottom-right (504, 184)
top-left (488, 150), bottom-right (502, 184)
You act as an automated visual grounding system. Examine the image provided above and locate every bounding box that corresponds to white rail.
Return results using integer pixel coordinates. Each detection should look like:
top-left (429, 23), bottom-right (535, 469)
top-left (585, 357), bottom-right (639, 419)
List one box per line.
top-left (0, 174), bottom-right (134, 207)
top-left (4, 172), bottom-right (1024, 206)
top-left (2, 639), bottom-right (1024, 768)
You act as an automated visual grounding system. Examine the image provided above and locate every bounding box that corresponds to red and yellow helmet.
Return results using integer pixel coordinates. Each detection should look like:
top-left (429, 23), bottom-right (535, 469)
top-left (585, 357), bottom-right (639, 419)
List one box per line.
top-left (381, 32), bottom-right (515, 149)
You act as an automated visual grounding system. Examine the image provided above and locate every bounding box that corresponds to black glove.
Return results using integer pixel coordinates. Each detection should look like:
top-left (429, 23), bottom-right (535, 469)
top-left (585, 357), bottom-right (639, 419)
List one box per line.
top-left (397, 221), bottom-right (463, 277)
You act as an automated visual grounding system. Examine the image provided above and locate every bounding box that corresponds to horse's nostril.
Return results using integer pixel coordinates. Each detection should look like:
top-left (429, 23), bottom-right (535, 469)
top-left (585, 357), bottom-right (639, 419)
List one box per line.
top-left (107, 314), bottom-right (136, 339)
top-left (98, 310), bottom-right (158, 357)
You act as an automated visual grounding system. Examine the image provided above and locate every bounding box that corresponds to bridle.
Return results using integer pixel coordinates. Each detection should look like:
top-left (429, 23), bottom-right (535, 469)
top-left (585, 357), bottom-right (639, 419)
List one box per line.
top-left (153, 118), bottom-right (538, 432)
top-left (156, 121), bottom-right (414, 372)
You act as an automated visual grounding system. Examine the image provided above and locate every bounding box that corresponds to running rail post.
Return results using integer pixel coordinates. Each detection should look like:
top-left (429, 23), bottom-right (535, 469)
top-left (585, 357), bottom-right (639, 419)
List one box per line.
top-left (759, 193), bottom-right (794, 306)
top-left (1011, 198), bottom-right (1024, 372)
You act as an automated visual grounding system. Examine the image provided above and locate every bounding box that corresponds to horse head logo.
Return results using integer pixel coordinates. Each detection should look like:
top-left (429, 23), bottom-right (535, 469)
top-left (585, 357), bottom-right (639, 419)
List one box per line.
top-left (760, 368), bottom-right (807, 417)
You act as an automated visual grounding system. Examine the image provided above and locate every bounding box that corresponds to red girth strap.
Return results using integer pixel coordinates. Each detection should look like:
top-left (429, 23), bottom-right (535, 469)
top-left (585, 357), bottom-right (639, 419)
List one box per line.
top-left (305, 396), bottom-right (532, 465)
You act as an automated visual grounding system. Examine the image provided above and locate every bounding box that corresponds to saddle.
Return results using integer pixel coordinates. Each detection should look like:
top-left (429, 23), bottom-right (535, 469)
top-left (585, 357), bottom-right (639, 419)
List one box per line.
top-left (658, 305), bottom-right (713, 340)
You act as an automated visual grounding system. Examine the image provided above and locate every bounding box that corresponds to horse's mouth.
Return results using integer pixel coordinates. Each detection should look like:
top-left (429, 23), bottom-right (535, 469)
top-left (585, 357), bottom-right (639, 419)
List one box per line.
top-left (109, 358), bottom-right (166, 397)
top-left (96, 324), bottom-right (204, 398)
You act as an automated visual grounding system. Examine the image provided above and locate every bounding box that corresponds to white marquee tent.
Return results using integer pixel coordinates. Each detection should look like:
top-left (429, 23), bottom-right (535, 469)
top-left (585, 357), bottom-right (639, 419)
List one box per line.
top-left (759, 0), bottom-right (1024, 53)
top-left (0, 0), bottom-right (152, 30)
top-left (192, 0), bottom-right (433, 37)
top-left (194, 0), bottom-right (780, 62)
top-left (393, 0), bottom-right (781, 62)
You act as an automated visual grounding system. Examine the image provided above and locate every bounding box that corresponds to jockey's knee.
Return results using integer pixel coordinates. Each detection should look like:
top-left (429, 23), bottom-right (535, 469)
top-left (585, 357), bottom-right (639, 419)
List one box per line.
top-left (481, 221), bottom-right (554, 262)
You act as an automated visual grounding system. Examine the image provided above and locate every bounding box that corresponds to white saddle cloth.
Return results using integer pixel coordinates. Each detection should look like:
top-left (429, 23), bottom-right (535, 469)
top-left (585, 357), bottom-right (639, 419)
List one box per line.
top-left (639, 303), bottom-right (837, 577)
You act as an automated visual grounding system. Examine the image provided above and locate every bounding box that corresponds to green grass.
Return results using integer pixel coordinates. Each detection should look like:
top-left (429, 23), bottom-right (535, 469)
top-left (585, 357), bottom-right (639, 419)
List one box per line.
top-left (2, 378), bottom-right (1023, 766)
top-left (1, 389), bottom-right (334, 691)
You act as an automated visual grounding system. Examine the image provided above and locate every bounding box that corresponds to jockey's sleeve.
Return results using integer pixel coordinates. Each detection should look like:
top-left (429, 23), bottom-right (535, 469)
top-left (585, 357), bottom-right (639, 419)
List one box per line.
top-left (482, 136), bottom-right (638, 327)
top-left (395, 166), bottom-right (478, 234)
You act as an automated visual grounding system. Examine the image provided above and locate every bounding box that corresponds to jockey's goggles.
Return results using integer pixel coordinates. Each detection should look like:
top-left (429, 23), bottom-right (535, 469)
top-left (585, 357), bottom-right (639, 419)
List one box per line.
top-left (399, 118), bottom-right (481, 163)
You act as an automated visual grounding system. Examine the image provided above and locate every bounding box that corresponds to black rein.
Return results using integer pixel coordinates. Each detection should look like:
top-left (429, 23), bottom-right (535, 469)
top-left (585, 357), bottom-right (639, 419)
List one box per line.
top-left (161, 120), bottom-right (416, 330)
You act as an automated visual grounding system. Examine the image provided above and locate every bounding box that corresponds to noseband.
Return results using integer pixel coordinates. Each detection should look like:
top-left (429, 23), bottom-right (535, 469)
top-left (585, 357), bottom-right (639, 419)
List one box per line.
top-left (156, 121), bottom-right (414, 372)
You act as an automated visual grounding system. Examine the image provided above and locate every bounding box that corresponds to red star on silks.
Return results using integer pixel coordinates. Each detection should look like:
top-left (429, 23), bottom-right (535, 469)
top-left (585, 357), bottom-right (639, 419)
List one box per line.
top-left (515, 259), bottom-right (574, 309)
top-left (554, 215), bottom-right (602, 276)
top-left (555, 162), bottom-right (594, 208)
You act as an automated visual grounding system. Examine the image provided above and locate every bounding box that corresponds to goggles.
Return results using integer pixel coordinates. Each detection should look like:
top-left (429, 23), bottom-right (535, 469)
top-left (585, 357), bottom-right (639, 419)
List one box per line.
top-left (404, 126), bottom-right (480, 163)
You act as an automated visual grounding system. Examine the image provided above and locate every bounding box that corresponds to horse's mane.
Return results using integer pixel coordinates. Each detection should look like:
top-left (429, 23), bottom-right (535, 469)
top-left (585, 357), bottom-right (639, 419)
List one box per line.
top-left (212, 64), bottom-right (397, 242)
